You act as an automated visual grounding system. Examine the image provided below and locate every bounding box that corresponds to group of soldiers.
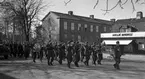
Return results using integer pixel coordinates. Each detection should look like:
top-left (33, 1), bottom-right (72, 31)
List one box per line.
top-left (0, 40), bottom-right (122, 70)
top-left (32, 40), bottom-right (104, 68)
top-left (0, 40), bottom-right (33, 59)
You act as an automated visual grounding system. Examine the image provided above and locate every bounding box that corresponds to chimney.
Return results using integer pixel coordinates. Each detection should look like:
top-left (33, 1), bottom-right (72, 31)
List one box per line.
top-left (136, 11), bottom-right (143, 19)
top-left (110, 19), bottom-right (116, 23)
top-left (90, 15), bottom-right (94, 19)
top-left (68, 11), bottom-right (73, 15)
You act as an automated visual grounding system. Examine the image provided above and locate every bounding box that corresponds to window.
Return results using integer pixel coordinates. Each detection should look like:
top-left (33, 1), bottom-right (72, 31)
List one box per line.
top-left (96, 26), bottom-right (99, 32)
top-left (72, 35), bottom-right (74, 39)
top-left (84, 24), bottom-right (87, 32)
top-left (120, 29), bottom-right (124, 32)
top-left (104, 27), bottom-right (106, 32)
top-left (71, 23), bottom-right (75, 30)
top-left (64, 34), bottom-right (67, 39)
top-left (64, 22), bottom-right (67, 30)
top-left (138, 42), bottom-right (144, 50)
top-left (78, 24), bottom-right (81, 31)
top-left (126, 28), bottom-right (131, 32)
top-left (78, 35), bottom-right (81, 41)
top-left (90, 25), bottom-right (93, 32)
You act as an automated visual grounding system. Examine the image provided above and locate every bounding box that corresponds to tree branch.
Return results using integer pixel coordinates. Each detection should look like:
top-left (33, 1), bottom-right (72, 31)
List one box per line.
top-left (131, 0), bottom-right (136, 12)
top-left (93, 0), bottom-right (99, 9)
top-left (121, 0), bottom-right (129, 5)
top-left (64, 0), bottom-right (71, 6)
top-left (101, 0), bottom-right (120, 15)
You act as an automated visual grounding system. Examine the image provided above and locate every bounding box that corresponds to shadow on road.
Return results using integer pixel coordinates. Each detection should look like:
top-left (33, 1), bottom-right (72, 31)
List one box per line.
top-left (0, 73), bottom-right (17, 79)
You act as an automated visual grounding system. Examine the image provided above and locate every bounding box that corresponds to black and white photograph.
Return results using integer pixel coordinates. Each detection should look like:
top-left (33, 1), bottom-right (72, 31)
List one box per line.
top-left (0, 0), bottom-right (145, 79)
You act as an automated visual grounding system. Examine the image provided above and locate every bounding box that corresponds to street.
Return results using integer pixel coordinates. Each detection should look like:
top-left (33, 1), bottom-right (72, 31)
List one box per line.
top-left (0, 54), bottom-right (145, 79)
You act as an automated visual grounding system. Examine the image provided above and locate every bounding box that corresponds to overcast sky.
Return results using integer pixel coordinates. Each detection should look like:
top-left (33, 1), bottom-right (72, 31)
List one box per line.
top-left (41, 0), bottom-right (145, 20)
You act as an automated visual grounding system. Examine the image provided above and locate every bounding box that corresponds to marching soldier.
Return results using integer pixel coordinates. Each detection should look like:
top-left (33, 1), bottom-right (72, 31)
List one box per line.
top-left (92, 42), bottom-right (97, 65)
top-left (39, 45), bottom-right (45, 62)
top-left (73, 41), bottom-right (81, 67)
top-left (58, 43), bottom-right (65, 65)
top-left (54, 42), bottom-right (59, 61)
top-left (66, 41), bottom-right (74, 68)
top-left (80, 43), bottom-right (86, 62)
top-left (46, 42), bottom-right (55, 66)
top-left (84, 42), bottom-right (91, 66)
top-left (32, 43), bottom-right (40, 63)
top-left (113, 41), bottom-right (122, 70)
top-left (97, 45), bottom-right (103, 65)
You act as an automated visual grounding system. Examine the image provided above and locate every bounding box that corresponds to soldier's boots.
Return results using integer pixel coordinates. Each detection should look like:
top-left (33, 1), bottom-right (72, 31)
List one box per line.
top-left (74, 62), bottom-right (79, 67)
top-left (67, 63), bottom-right (71, 68)
top-left (59, 60), bottom-right (62, 65)
top-left (113, 64), bottom-right (120, 70)
top-left (50, 62), bottom-right (53, 66)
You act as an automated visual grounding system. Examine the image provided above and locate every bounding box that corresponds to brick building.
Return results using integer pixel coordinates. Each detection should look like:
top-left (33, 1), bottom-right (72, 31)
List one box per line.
top-left (42, 11), bottom-right (112, 44)
top-left (101, 11), bottom-right (145, 54)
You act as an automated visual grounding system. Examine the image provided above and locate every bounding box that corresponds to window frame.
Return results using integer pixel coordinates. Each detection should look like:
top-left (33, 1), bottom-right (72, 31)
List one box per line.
top-left (96, 26), bottom-right (99, 32)
top-left (84, 24), bottom-right (87, 32)
top-left (104, 26), bottom-right (106, 32)
top-left (71, 23), bottom-right (75, 30)
top-left (78, 23), bottom-right (81, 31)
top-left (64, 21), bottom-right (67, 30)
top-left (90, 25), bottom-right (93, 32)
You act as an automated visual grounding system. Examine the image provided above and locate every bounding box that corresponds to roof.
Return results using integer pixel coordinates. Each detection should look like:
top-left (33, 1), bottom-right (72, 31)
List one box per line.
top-left (116, 17), bottom-right (145, 24)
top-left (42, 11), bottom-right (113, 25)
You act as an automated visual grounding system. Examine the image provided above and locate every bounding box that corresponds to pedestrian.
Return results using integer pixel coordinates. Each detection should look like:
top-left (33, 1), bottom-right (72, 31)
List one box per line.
top-left (113, 41), bottom-right (122, 70)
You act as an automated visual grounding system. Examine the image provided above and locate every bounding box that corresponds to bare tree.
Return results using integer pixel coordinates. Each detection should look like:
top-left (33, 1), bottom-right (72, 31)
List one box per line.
top-left (64, 0), bottom-right (145, 15)
top-left (0, 0), bottom-right (47, 43)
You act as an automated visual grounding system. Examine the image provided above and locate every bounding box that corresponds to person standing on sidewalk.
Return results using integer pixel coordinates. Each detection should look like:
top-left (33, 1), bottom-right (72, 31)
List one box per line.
top-left (113, 41), bottom-right (122, 70)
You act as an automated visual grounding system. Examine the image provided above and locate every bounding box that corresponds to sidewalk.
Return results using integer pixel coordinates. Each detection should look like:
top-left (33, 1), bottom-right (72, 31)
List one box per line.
top-left (103, 53), bottom-right (145, 61)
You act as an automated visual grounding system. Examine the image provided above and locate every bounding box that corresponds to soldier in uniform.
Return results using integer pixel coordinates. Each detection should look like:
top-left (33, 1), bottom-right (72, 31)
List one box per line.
top-left (84, 42), bottom-right (91, 66)
top-left (39, 45), bottom-right (45, 62)
top-left (80, 43), bottom-right (86, 62)
top-left (97, 45), bottom-right (103, 65)
top-left (92, 42), bottom-right (97, 65)
top-left (58, 43), bottom-right (65, 65)
top-left (54, 42), bottom-right (59, 61)
top-left (66, 41), bottom-right (73, 68)
top-left (73, 41), bottom-right (81, 67)
top-left (46, 42), bottom-right (55, 65)
top-left (32, 43), bottom-right (40, 63)
top-left (113, 41), bottom-right (122, 70)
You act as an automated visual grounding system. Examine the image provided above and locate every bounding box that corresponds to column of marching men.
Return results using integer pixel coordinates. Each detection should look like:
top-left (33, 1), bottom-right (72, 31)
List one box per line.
top-left (1, 41), bottom-right (34, 59)
top-left (32, 40), bottom-right (104, 68)
top-left (1, 40), bottom-right (121, 70)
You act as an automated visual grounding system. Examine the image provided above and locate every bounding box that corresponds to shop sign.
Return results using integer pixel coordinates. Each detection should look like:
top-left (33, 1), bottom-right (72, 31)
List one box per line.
top-left (112, 33), bottom-right (133, 36)
top-left (101, 32), bottom-right (145, 38)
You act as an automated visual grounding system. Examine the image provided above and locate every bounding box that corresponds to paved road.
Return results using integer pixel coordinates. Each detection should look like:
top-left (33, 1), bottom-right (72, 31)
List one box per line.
top-left (0, 54), bottom-right (145, 79)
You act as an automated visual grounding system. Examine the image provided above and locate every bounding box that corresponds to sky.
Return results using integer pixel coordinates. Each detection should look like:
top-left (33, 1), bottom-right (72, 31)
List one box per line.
top-left (40, 0), bottom-right (145, 21)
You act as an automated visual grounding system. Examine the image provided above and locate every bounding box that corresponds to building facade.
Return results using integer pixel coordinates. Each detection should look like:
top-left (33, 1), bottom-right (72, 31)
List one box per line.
top-left (101, 11), bottom-right (145, 54)
top-left (42, 11), bottom-right (112, 44)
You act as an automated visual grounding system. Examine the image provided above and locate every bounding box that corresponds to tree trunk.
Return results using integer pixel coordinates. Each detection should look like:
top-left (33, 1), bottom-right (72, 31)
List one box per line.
top-left (25, 33), bottom-right (29, 43)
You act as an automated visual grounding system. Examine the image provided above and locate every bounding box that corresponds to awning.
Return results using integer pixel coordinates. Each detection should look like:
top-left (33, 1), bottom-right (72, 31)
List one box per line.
top-left (102, 40), bottom-right (132, 45)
